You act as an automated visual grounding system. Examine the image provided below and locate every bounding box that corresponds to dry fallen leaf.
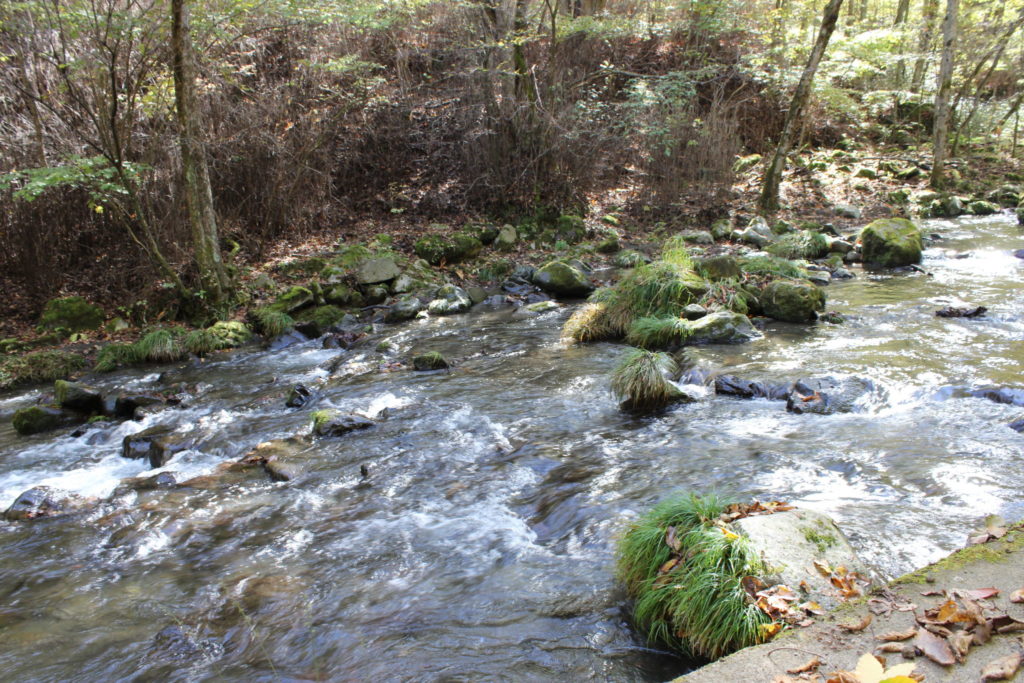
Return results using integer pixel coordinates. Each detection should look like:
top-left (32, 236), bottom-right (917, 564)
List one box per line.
top-left (786, 657), bottom-right (822, 674)
top-left (838, 613), bottom-right (873, 632)
top-left (960, 587), bottom-right (1000, 601)
top-left (876, 628), bottom-right (917, 642)
top-left (914, 627), bottom-right (956, 666)
top-left (876, 643), bottom-right (905, 653)
top-left (851, 652), bottom-right (917, 683)
top-left (980, 652), bottom-right (1022, 681)
top-left (826, 673), bottom-right (859, 683)
top-left (947, 630), bottom-right (973, 662)
top-left (1010, 588), bottom-right (1024, 604)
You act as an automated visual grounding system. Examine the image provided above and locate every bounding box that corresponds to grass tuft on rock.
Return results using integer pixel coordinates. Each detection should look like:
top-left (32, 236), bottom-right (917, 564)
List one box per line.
top-left (610, 348), bottom-right (682, 410)
top-left (738, 255), bottom-right (807, 281)
top-left (0, 350), bottom-right (86, 391)
top-left (563, 303), bottom-right (618, 343)
top-left (625, 316), bottom-right (693, 349)
top-left (135, 328), bottom-right (186, 363)
top-left (616, 493), bottom-right (773, 660)
top-left (252, 307), bottom-right (295, 338)
top-left (412, 351), bottom-right (449, 371)
top-left (94, 343), bottom-right (141, 372)
top-left (184, 329), bottom-right (220, 356)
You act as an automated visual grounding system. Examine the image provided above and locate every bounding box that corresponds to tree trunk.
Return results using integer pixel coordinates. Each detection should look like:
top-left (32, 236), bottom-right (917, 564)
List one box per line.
top-left (912, 0), bottom-right (940, 92)
top-left (892, 0), bottom-right (911, 87)
top-left (929, 0), bottom-right (958, 189)
top-left (759, 0), bottom-right (844, 214)
top-left (171, 0), bottom-right (229, 304)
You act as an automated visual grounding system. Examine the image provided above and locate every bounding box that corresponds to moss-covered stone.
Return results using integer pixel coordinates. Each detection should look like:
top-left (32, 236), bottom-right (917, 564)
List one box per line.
top-left (859, 218), bottom-right (922, 267)
top-left (54, 380), bottom-right (103, 413)
top-left (766, 231), bottom-right (829, 260)
top-left (533, 261), bottom-right (594, 298)
top-left (38, 296), bottom-right (104, 333)
top-left (274, 286), bottom-right (316, 313)
top-left (967, 200), bottom-right (999, 216)
top-left (385, 296), bottom-right (424, 323)
top-left (208, 321), bottom-right (252, 348)
top-left (426, 285), bottom-right (472, 315)
top-left (295, 305), bottom-right (347, 329)
top-left (0, 351), bottom-right (86, 391)
top-left (324, 285), bottom-right (364, 307)
top-left (698, 256), bottom-right (742, 282)
top-left (414, 233), bottom-right (482, 266)
top-left (761, 280), bottom-right (826, 322)
top-left (412, 352), bottom-right (449, 371)
top-left (555, 215), bottom-right (587, 244)
top-left (685, 311), bottom-right (760, 344)
top-left (13, 405), bottom-right (78, 435)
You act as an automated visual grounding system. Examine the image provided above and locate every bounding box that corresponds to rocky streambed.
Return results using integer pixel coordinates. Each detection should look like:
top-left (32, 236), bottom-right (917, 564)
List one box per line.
top-left (0, 213), bottom-right (1023, 681)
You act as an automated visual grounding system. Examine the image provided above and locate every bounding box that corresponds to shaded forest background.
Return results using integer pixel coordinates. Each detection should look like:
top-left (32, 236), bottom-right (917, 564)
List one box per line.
top-left (1, 0), bottom-right (1022, 317)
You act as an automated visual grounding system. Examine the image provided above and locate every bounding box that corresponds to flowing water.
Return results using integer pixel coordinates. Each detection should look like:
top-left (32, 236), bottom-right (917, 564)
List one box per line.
top-left (1, 214), bottom-right (1023, 682)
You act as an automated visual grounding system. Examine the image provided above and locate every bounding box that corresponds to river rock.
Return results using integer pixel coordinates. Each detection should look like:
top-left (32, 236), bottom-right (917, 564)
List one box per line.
top-left (427, 285), bottom-right (472, 315)
top-left (786, 376), bottom-right (876, 415)
top-left (54, 380), bottom-right (104, 414)
top-left (412, 352), bottom-right (449, 371)
top-left (734, 508), bottom-right (870, 610)
top-left (761, 280), bottom-right (826, 322)
top-left (12, 405), bottom-right (82, 436)
top-left (495, 225), bottom-right (518, 251)
top-left (1009, 417), bottom-right (1024, 433)
top-left (683, 303), bottom-right (708, 320)
top-left (935, 305), bottom-right (986, 318)
top-left (968, 200), bottom-right (999, 216)
top-left (285, 384), bottom-right (313, 408)
top-left (356, 257), bottom-right (401, 285)
top-left (275, 286), bottom-right (315, 314)
top-left (735, 227), bottom-right (772, 248)
top-left (113, 393), bottom-right (166, 419)
top-left (698, 255), bottom-right (742, 281)
top-left (714, 375), bottom-right (789, 400)
top-left (859, 217), bottom-right (922, 267)
top-left (3, 486), bottom-right (92, 521)
top-left (385, 296), bottom-right (423, 323)
top-left (967, 386), bottom-right (1024, 406)
top-left (313, 412), bottom-right (375, 437)
top-left (111, 472), bottom-right (177, 497)
top-left (684, 311), bottom-right (760, 344)
top-left (122, 425), bottom-right (199, 468)
top-left (532, 261), bottom-right (595, 298)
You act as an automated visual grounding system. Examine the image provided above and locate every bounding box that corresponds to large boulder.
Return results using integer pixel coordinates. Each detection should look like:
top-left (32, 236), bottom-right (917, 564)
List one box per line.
top-left (4, 486), bottom-right (92, 521)
top-left (532, 261), bottom-right (595, 298)
top-left (356, 257), bottom-right (401, 285)
top-left (734, 508), bottom-right (871, 610)
top-left (386, 296), bottom-right (424, 323)
top-left (122, 425), bottom-right (198, 468)
top-left (684, 311), bottom-right (760, 345)
top-left (54, 380), bottom-right (104, 414)
top-left (12, 405), bottom-right (81, 436)
top-left (766, 231), bottom-right (829, 260)
top-left (38, 296), bottom-right (104, 333)
top-left (859, 218), bottom-right (922, 267)
top-left (761, 280), bottom-right (826, 322)
top-left (427, 285), bottom-right (472, 315)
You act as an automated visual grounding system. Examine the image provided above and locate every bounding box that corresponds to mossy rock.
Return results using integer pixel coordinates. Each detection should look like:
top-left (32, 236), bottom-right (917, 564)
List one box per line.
top-left (555, 215), bottom-right (587, 244)
top-left (356, 257), bottom-right (401, 285)
top-left (427, 285), bottom-right (472, 315)
top-left (13, 405), bottom-right (79, 436)
top-left (967, 200), bottom-right (999, 216)
top-left (596, 235), bottom-right (621, 254)
top-left (295, 305), bottom-right (347, 329)
top-left (54, 380), bottom-right (104, 413)
top-left (412, 352), bottom-right (449, 371)
top-left (766, 231), bottom-right (829, 260)
top-left (274, 286), bottom-right (316, 314)
top-left (494, 225), bottom-right (518, 252)
top-left (859, 218), bottom-right (922, 267)
top-left (38, 296), bottom-right (104, 334)
top-left (0, 351), bottom-right (86, 391)
top-left (698, 256), bottom-right (742, 282)
top-left (685, 311), bottom-right (760, 345)
top-left (761, 280), bottom-right (826, 323)
top-left (854, 167), bottom-right (877, 179)
top-left (385, 296), bottom-right (424, 323)
top-left (414, 233), bottom-right (482, 266)
top-left (324, 285), bottom-right (364, 307)
top-left (533, 261), bottom-right (595, 298)
top-left (465, 223), bottom-right (499, 245)
top-left (209, 321), bottom-right (252, 348)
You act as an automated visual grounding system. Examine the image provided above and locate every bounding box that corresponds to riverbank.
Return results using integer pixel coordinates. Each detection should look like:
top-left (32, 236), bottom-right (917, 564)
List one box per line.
top-left (676, 524), bottom-right (1024, 682)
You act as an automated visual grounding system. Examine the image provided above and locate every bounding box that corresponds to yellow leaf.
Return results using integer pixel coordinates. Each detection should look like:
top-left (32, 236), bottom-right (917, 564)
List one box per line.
top-left (758, 622), bottom-right (782, 638)
top-left (720, 527), bottom-right (739, 540)
top-left (853, 652), bottom-right (917, 683)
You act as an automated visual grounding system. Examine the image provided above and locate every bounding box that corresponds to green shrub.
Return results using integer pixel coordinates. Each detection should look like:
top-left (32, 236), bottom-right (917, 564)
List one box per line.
top-left (610, 348), bottom-right (682, 410)
top-left (616, 493), bottom-right (772, 660)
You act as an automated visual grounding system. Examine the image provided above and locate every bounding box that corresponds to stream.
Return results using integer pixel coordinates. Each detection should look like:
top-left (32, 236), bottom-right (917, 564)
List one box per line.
top-left (1, 214), bottom-right (1023, 681)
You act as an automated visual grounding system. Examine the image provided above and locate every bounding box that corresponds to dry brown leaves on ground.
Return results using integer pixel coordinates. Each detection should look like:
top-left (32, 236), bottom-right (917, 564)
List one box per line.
top-left (719, 500), bottom-right (795, 523)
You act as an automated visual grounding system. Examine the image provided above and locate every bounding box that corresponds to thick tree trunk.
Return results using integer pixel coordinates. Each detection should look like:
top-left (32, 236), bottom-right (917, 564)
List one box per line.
top-left (892, 0), bottom-right (911, 87)
top-left (172, 0), bottom-right (229, 304)
top-left (912, 0), bottom-right (940, 92)
top-left (929, 0), bottom-right (958, 189)
top-left (759, 0), bottom-right (844, 214)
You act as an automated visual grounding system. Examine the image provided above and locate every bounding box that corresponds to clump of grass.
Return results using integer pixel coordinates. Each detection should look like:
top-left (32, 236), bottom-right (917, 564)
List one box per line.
top-left (94, 343), bottom-right (141, 372)
top-left (252, 307), bottom-right (295, 338)
top-left (616, 493), bottom-right (773, 660)
top-left (698, 281), bottom-right (750, 315)
top-left (310, 409), bottom-right (334, 432)
top-left (135, 328), bottom-right (186, 362)
top-left (0, 350), bottom-right (86, 390)
top-left (625, 317), bottom-right (693, 349)
top-left (563, 303), bottom-right (617, 343)
top-left (184, 328), bottom-right (219, 356)
top-left (610, 348), bottom-right (683, 410)
top-left (739, 255), bottom-right (807, 281)
top-left (412, 351), bottom-right (449, 371)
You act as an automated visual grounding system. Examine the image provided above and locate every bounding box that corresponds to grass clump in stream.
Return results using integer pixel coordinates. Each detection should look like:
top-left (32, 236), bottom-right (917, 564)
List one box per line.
top-left (252, 307), bottom-right (295, 338)
top-left (610, 348), bottom-right (683, 410)
top-left (135, 328), bottom-right (186, 363)
top-left (624, 317), bottom-right (693, 350)
top-left (616, 492), bottom-right (773, 660)
top-left (563, 239), bottom-right (707, 343)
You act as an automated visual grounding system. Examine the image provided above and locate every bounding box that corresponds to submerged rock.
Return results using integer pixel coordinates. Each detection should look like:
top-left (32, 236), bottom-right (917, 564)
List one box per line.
top-left (714, 375), bottom-right (788, 400)
top-left (285, 384), bottom-right (313, 408)
top-left (3, 486), bottom-right (92, 521)
top-left (111, 472), bottom-right (177, 497)
top-left (786, 376), bottom-right (876, 415)
top-left (935, 305), bottom-right (986, 318)
top-left (122, 425), bottom-right (199, 468)
top-left (412, 352), bottom-right (449, 371)
top-left (761, 280), bottom-right (826, 323)
top-left (312, 411), bottom-right (375, 437)
top-left (113, 393), bottom-right (166, 419)
top-left (859, 217), bottom-right (922, 267)
top-left (968, 386), bottom-right (1024, 406)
